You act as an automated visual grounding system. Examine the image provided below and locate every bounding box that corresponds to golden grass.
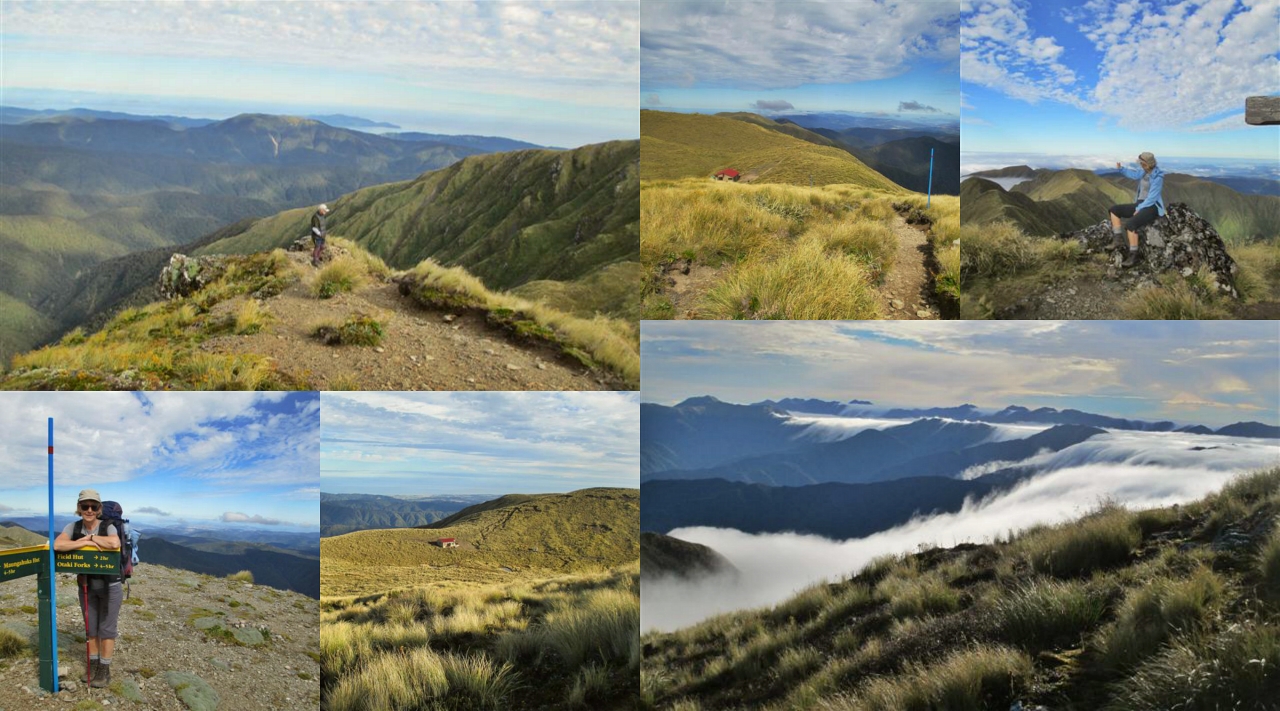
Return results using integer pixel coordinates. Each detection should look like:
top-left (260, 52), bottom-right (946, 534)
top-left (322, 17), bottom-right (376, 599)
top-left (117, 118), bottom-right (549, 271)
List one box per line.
top-left (1017, 504), bottom-right (1140, 578)
top-left (322, 563), bottom-right (638, 710)
top-left (403, 260), bottom-right (639, 386)
top-left (227, 570), bottom-right (254, 583)
top-left (1229, 240), bottom-right (1280, 303)
top-left (311, 257), bottom-right (367, 299)
top-left (233, 299), bottom-right (270, 335)
top-left (699, 233), bottom-right (883, 319)
top-left (1121, 271), bottom-right (1232, 319)
top-left (846, 645), bottom-right (1035, 711)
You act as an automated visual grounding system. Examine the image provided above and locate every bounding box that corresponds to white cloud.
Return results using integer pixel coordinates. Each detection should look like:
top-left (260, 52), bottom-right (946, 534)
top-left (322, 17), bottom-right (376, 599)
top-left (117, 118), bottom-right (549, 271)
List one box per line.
top-left (962, 0), bottom-right (1280, 129)
top-left (0, 393), bottom-right (317, 490)
top-left (5, 1), bottom-right (639, 111)
top-left (221, 511), bottom-right (284, 526)
top-left (643, 429), bottom-right (1280, 632)
top-left (642, 1), bottom-right (959, 90)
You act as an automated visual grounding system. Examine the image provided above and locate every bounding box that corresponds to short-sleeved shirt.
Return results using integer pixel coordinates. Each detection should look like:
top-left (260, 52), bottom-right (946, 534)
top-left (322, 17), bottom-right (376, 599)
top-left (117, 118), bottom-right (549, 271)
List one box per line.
top-left (62, 521), bottom-right (117, 538)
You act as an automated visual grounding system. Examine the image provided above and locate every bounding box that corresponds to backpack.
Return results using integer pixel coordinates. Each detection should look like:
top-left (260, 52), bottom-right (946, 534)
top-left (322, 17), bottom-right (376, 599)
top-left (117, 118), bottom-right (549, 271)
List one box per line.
top-left (73, 501), bottom-right (135, 583)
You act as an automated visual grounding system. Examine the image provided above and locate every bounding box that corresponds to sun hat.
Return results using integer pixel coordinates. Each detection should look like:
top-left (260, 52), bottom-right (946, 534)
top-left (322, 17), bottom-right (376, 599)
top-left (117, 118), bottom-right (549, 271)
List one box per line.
top-left (1138, 152), bottom-right (1156, 167)
top-left (77, 488), bottom-right (101, 503)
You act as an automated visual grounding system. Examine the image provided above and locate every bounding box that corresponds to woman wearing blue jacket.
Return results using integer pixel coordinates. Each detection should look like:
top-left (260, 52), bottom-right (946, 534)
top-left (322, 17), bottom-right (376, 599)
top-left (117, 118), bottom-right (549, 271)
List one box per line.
top-left (1108, 152), bottom-right (1166, 268)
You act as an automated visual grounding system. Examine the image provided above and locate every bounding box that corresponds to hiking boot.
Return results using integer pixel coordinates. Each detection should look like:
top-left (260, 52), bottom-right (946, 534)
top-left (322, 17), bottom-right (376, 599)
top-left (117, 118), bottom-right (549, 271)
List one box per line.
top-left (81, 659), bottom-right (98, 684)
top-left (90, 663), bottom-right (110, 688)
top-left (1110, 229), bottom-right (1126, 251)
top-left (1121, 245), bottom-right (1141, 268)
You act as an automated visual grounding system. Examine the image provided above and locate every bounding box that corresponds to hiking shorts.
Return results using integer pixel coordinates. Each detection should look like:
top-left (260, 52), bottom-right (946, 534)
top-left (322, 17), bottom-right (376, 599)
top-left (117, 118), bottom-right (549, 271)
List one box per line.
top-left (78, 577), bottom-right (122, 639)
top-left (1110, 203), bottom-right (1158, 233)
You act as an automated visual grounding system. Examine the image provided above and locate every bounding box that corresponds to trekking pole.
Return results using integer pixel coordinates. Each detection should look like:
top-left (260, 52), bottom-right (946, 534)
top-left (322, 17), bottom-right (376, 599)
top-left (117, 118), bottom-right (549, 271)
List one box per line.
top-left (927, 148), bottom-right (934, 208)
top-left (80, 575), bottom-right (92, 689)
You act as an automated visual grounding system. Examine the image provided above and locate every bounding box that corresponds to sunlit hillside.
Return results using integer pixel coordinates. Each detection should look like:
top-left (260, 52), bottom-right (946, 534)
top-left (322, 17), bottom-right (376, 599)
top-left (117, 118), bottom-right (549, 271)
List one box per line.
top-left (640, 111), bottom-right (901, 190)
top-left (642, 468), bottom-right (1280, 711)
top-left (642, 179), bottom-right (959, 320)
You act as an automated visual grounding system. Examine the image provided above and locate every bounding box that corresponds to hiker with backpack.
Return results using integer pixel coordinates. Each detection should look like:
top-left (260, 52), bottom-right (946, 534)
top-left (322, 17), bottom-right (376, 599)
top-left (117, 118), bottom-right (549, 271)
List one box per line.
top-left (1108, 152), bottom-right (1167, 268)
top-left (310, 203), bottom-right (330, 267)
top-left (53, 489), bottom-right (129, 689)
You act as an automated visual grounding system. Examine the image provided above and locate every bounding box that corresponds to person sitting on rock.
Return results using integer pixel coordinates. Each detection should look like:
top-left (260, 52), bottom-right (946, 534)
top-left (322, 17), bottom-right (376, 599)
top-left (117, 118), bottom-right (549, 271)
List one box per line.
top-left (311, 203), bottom-right (330, 267)
top-left (53, 489), bottom-right (121, 689)
top-left (1108, 152), bottom-right (1166, 268)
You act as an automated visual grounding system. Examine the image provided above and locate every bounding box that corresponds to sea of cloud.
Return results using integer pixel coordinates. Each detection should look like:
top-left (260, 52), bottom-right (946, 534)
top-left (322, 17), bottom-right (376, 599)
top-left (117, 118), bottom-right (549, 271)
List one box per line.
top-left (641, 430), bottom-right (1279, 633)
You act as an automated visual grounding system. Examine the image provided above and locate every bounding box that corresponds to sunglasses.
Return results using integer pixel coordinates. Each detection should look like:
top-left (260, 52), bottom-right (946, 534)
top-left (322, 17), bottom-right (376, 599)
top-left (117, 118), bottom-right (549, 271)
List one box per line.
top-left (79, 503), bottom-right (100, 512)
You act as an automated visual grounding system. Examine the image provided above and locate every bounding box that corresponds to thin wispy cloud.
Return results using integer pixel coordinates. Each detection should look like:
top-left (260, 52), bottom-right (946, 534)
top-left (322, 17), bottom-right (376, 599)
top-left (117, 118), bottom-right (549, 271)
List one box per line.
top-left (322, 392), bottom-right (639, 495)
top-left (3, 1), bottom-right (638, 145)
top-left (640, 321), bottom-right (1279, 427)
top-left (643, 0), bottom-right (958, 90)
top-left (0, 393), bottom-right (319, 528)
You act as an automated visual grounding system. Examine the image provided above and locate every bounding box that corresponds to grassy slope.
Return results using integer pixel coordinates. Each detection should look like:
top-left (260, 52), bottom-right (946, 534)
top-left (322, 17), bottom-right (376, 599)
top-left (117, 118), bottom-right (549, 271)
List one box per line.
top-left (0, 524), bottom-right (48, 549)
top-left (322, 563), bottom-right (639, 710)
top-left (641, 468), bottom-right (1280, 711)
top-left (640, 111), bottom-right (901, 190)
top-left (641, 180), bottom-right (958, 319)
top-left (2, 238), bottom-right (641, 389)
top-left (962, 169), bottom-right (1280, 245)
top-left (321, 488), bottom-right (640, 598)
top-left (196, 140), bottom-right (640, 321)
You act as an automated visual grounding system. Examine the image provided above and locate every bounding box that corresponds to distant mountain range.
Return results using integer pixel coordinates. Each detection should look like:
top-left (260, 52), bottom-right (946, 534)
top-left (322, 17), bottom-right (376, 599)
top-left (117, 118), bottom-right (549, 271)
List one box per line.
top-left (2, 110), bottom-right (636, 362)
top-left (320, 492), bottom-right (492, 537)
top-left (961, 168), bottom-right (1280, 243)
top-left (0, 520), bottom-right (318, 597)
top-left (641, 472), bottom-right (1028, 538)
top-left (0, 109), bottom-right (567, 361)
top-left (709, 111), bottom-right (961, 195)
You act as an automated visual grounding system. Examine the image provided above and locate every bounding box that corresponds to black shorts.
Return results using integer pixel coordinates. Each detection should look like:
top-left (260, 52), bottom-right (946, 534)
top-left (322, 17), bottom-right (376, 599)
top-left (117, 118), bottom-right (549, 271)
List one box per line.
top-left (1109, 203), bottom-right (1158, 232)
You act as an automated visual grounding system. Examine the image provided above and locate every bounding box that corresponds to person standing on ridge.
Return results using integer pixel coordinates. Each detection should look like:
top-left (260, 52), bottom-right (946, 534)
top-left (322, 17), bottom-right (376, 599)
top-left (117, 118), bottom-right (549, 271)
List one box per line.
top-left (1107, 152), bottom-right (1166, 268)
top-left (53, 489), bottom-right (121, 689)
top-left (311, 203), bottom-right (330, 267)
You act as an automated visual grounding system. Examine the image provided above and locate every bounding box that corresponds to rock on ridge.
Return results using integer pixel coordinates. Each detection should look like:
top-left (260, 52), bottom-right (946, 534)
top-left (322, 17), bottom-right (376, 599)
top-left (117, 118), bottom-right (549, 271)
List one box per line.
top-left (158, 253), bottom-right (230, 299)
top-left (1060, 202), bottom-right (1239, 298)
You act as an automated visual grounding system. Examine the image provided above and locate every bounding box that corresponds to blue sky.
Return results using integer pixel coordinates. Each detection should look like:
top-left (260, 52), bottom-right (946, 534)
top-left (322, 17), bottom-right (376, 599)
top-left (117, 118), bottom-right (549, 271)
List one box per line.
top-left (961, 0), bottom-right (1280, 163)
top-left (321, 392), bottom-right (639, 496)
top-left (641, 1), bottom-right (960, 120)
top-left (0, 393), bottom-right (319, 530)
top-left (641, 321), bottom-right (1280, 428)
top-left (1, 1), bottom-right (638, 147)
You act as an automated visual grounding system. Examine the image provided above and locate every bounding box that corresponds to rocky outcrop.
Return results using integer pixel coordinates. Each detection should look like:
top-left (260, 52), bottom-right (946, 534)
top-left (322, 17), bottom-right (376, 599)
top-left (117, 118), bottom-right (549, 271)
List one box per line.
top-left (1061, 203), bottom-right (1239, 298)
top-left (158, 254), bottom-right (229, 299)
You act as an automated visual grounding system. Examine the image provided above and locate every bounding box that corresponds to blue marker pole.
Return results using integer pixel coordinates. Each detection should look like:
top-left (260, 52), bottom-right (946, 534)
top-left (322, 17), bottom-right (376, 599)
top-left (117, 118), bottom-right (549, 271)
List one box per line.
top-left (927, 148), bottom-right (935, 208)
top-left (47, 417), bottom-right (59, 692)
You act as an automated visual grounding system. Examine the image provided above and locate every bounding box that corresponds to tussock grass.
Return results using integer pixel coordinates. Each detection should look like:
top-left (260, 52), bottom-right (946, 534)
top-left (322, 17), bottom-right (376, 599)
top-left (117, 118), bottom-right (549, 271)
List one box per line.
top-left (1259, 526), bottom-right (1280, 602)
top-left (0, 626), bottom-right (27, 656)
top-left (1107, 622), bottom-right (1280, 710)
top-left (1121, 273), bottom-right (1232, 319)
top-left (641, 178), bottom-right (939, 321)
top-left (1230, 240), bottom-right (1280, 303)
top-left (566, 664), bottom-right (610, 708)
top-left (808, 221), bottom-right (897, 277)
top-left (233, 299), bottom-right (270, 334)
top-left (311, 257), bottom-right (366, 299)
top-left (992, 579), bottom-right (1108, 649)
top-left (322, 563), bottom-right (638, 710)
top-left (227, 570), bottom-right (254, 583)
top-left (878, 572), bottom-right (961, 620)
top-left (311, 313), bottom-right (384, 347)
top-left (1018, 504), bottom-right (1140, 578)
top-left (847, 645), bottom-right (1034, 711)
top-left (402, 260), bottom-right (638, 386)
top-left (1094, 566), bottom-right (1225, 671)
top-left (700, 234), bottom-right (882, 319)
top-left (961, 221), bottom-right (1078, 281)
